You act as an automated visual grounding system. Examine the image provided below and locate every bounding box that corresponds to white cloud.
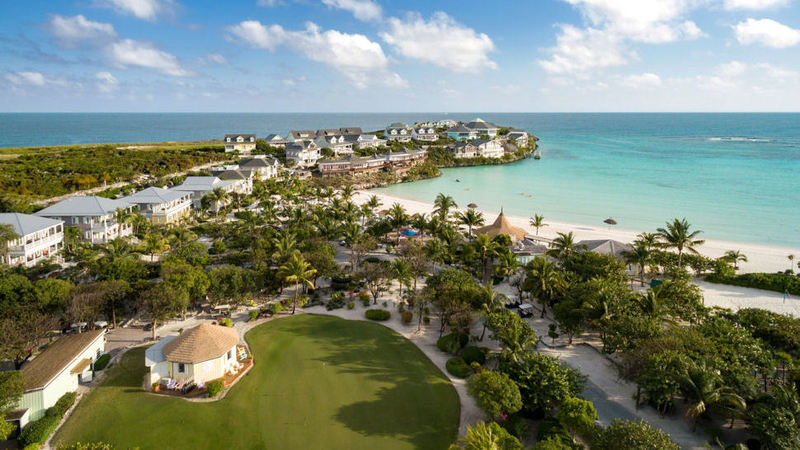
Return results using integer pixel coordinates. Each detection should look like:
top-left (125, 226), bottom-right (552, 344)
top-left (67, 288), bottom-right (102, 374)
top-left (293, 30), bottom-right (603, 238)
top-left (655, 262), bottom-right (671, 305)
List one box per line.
top-left (5, 71), bottom-right (47, 86)
top-left (198, 53), bottom-right (227, 65)
top-left (48, 14), bottom-right (117, 47)
top-left (380, 12), bottom-right (496, 73)
top-left (322, 0), bottom-right (382, 22)
top-left (97, 0), bottom-right (175, 21)
top-left (538, 25), bottom-right (630, 76)
top-left (734, 18), bottom-right (800, 48)
top-left (724, 0), bottom-right (788, 10)
top-left (563, 0), bottom-right (706, 43)
top-left (109, 39), bottom-right (192, 76)
top-left (282, 75), bottom-right (307, 87)
top-left (717, 60), bottom-right (747, 77)
top-left (257, 0), bottom-right (279, 5)
top-left (95, 71), bottom-right (119, 92)
top-left (755, 62), bottom-right (799, 79)
top-left (621, 72), bottom-right (662, 87)
top-left (227, 21), bottom-right (405, 88)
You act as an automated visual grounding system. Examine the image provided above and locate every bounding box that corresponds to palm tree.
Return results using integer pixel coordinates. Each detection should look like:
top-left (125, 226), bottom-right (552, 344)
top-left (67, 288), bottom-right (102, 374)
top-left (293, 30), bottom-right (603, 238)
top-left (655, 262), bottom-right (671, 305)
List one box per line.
top-left (529, 213), bottom-right (547, 235)
top-left (340, 185), bottom-right (355, 201)
top-left (390, 258), bottom-right (413, 299)
top-left (479, 282), bottom-right (504, 341)
top-left (209, 187), bottom-right (230, 217)
top-left (635, 232), bottom-right (659, 250)
top-left (624, 242), bottom-right (651, 286)
top-left (388, 203), bottom-right (408, 245)
top-left (433, 193), bottom-right (457, 222)
top-left (170, 227), bottom-right (197, 248)
top-left (366, 194), bottom-right (382, 212)
top-left (547, 231), bottom-right (580, 261)
top-left (343, 222), bottom-right (363, 272)
top-left (679, 362), bottom-right (746, 432)
top-left (114, 207), bottom-right (134, 237)
top-left (656, 218), bottom-right (705, 267)
top-left (789, 254), bottom-right (796, 273)
top-left (495, 251), bottom-right (521, 280)
top-left (102, 237), bottom-right (134, 261)
top-left (0, 224), bottom-right (19, 264)
top-left (456, 209), bottom-right (485, 238)
top-left (424, 238), bottom-right (446, 272)
top-left (525, 256), bottom-right (565, 318)
top-left (473, 233), bottom-right (500, 282)
top-left (723, 250), bottom-right (748, 270)
top-left (410, 213), bottom-right (429, 239)
top-left (278, 253), bottom-right (316, 314)
top-left (141, 233), bottom-right (170, 262)
top-left (271, 231), bottom-right (298, 265)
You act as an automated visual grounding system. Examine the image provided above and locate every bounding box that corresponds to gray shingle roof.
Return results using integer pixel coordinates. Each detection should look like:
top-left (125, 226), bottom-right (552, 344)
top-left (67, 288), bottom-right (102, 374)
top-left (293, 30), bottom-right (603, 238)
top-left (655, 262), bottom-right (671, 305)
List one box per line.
top-left (36, 196), bottom-right (133, 217)
top-left (578, 239), bottom-right (632, 258)
top-left (122, 187), bottom-right (188, 205)
top-left (0, 213), bottom-right (62, 236)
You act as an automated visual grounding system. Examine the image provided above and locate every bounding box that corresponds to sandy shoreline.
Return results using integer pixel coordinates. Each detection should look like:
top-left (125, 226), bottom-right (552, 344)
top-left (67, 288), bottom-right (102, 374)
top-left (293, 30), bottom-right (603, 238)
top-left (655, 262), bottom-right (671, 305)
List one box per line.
top-left (355, 191), bottom-right (800, 274)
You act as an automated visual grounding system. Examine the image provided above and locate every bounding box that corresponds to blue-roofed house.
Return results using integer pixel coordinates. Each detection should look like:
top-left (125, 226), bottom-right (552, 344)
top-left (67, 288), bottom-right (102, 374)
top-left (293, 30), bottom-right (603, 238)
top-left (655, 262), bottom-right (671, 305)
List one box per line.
top-left (0, 213), bottom-right (64, 267)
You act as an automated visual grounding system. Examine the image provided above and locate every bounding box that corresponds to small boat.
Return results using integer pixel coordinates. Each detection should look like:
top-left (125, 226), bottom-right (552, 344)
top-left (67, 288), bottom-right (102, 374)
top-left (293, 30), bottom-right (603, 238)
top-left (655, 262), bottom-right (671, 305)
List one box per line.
top-left (533, 150), bottom-right (541, 160)
top-left (455, 179), bottom-right (461, 182)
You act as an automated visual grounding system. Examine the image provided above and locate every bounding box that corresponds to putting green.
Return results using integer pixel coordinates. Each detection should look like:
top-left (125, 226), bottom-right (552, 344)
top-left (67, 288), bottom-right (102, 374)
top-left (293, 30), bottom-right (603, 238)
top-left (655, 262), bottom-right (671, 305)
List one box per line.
top-left (54, 314), bottom-right (460, 449)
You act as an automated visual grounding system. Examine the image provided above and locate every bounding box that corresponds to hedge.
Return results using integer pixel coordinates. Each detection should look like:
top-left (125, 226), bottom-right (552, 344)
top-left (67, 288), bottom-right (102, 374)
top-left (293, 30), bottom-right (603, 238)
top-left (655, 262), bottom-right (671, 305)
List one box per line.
top-left (706, 272), bottom-right (800, 296)
top-left (365, 309), bottom-right (390, 321)
top-left (401, 310), bottom-right (413, 324)
top-left (92, 354), bottom-right (111, 371)
top-left (461, 346), bottom-right (487, 365)
top-left (57, 443), bottom-right (114, 450)
top-left (206, 379), bottom-right (225, 397)
top-left (53, 391), bottom-right (77, 416)
top-left (445, 357), bottom-right (472, 378)
top-left (248, 310), bottom-right (259, 321)
top-left (437, 332), bottom-right (468, 354)
top-left (19, 414), bottom-right (59, 447)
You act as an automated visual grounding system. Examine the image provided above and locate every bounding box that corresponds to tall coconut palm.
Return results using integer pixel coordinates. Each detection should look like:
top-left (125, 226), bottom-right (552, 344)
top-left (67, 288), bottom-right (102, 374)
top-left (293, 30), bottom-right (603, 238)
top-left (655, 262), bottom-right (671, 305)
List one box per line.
top-left (529, 213), bottom-right (547, 236)
top-left (424, 238), bottom-right (446, 272)
top-left (656, 218), bottom-right (705, 267)
top-left (624, 242), bottom-right (651, 286)
top-left (0, 224), bottom-right (19, 265)
top-left (170, 227), bottom-right (197, 248)
top-left (679, 362), bottom-right (746, 432)
top-left (479, 282), bottom-right (504, 341)
top-left (278, 253), bottom-right (316, 314)
top-left (343, 222), bottom-right (363, 272)
top-left (390, 258), bottom-right (413, 299)
top-left (366, 194), bottom-right (382, 212)
top-left (340, 185), bottom-right (355, 201)
top-left (141, 233), bottom-right (170, 262)
top-left (410, 213), bottom-right (429, 239)
top-left (635, 232), bottom-right (659, 250)
top-left (271, 231), bottom-right (298, 265)
top-left (525, 256), bottom-right (565, 318)
top-left (456, 209), bottom-right (485, 238)
top-left (388, 203), bottom-right (408, 245)
top-left (495, 251), bottom-right (521, 280)
top-left (723, 250), bottom-right (748, 270)
top-left (114, 207), bottom-right (135, 237)
top-left (102, 237), bottom-right (134, 261)
top-left (209, 187), bottom-right (230, 216)
top-left (473, 233), bottom-right (500, 282)
top-left (547, 231), bottom-right (580, 261)
top-left (789, 254), bottom-right (796, 273)
top-left (433, 193), bottom-right (457, 222)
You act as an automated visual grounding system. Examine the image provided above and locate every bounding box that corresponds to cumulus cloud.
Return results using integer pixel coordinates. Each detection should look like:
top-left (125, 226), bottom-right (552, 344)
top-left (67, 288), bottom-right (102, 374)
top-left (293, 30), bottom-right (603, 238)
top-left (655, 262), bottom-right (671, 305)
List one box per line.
top-left (322, 0), bottom-right (382, 22)
top-left (109, 39), bottom-right (192, 76)
top-left (724, 0), bottom-right (788, 9)
top-left (734, 18), bottom-right (800, 48)
top-left (97, 0), bottom-right (175, 21)
top-left (538, 25), bottom-right (629, 76)
top-left (5, 71), bottom-right (47, 86)
top-left (227, 21), bottom-right (405, 88)
top-left (198, 53), bottom-right (227, 65)
top-left (379, 12), bottom-right (496, 73)
top-left (95, 71), bottom-right (119, 92)
top-left (48, 14), bottom-right (117, 47)
top-left (620, 72), bottom-right (662, 88)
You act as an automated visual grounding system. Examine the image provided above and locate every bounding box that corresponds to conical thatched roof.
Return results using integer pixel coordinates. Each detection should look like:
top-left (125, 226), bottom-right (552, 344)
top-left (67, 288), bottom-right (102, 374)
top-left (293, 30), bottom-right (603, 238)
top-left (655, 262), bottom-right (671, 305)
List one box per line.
top-left (162, 323), bottom-right (239, 364)
top-left (476, 210), bottom-right (527, 241)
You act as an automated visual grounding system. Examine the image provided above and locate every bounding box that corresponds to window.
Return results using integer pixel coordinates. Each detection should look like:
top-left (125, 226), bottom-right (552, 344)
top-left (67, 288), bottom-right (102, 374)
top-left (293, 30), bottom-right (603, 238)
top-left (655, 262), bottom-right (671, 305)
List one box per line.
top-left (178, 363), bottom-right (185, 373)
top-left (228, 350), bottom-right (234, 359)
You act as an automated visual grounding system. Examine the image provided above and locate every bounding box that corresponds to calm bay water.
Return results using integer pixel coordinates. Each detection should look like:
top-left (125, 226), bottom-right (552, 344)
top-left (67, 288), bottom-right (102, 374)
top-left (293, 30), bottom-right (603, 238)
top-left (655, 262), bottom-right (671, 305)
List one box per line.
top-left (0, 113), bottom-right (798, 246)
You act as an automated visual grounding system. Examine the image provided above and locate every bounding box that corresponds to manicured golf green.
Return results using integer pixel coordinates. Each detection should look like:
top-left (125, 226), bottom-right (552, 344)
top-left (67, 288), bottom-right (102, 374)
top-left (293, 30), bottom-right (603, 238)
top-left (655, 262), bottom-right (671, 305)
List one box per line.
top-left (54, 314), bottom-right (460, 449)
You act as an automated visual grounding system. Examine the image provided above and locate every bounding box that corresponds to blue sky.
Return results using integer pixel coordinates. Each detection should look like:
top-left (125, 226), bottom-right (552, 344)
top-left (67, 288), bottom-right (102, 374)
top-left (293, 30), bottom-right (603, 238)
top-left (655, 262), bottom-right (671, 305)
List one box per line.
top-left (2, 0), bottom-right (800, 112)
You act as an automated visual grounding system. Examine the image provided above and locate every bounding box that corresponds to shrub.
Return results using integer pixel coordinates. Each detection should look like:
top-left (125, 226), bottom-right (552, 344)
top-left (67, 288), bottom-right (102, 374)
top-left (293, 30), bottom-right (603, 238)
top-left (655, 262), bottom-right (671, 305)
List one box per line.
top-left (461, 346), bottom-right (486, 365)
top-left (467, 371), bottom-right (523, 417)
top-left (358, 291), bottom-right (370, 305)
top-left (248, 310), bottom-right (259, 321)
top-left (346, 301), bottom-right (355, 310)
top-left (53, 391), bottom-right (77, 416)
top-left (446, 357), bottom-right (472, 378)
top-left (92, 354), bottom-right (111, 371)
top-left (423, 316), bottom-right (431, 325)
top-left (502, 414), bottom-right (531, 440)
top-left (706, 272), bottom-right (800, 296)
top-left (219, 318), bottom-right (233, 327)
top-left (401, 310), bottom-right (413, 324)
top-left (270, 302), bottom-right (284, 315)
top-left (57, 443), bottom-right (114, 450)
top-left (209, 240), bottom-right (227, 255)
top-left (327, 292), bottom-right (346, 310)
top-left (206, 379), bottom-right (225, 397)
top-left (591, 419), bottom-right (679, 450)
top-left (365, 309), bottom-right (390, 321)
top-left (437, 332), bottom-right (469, 354)
top-left (19, 414), bottom-right (59, 447)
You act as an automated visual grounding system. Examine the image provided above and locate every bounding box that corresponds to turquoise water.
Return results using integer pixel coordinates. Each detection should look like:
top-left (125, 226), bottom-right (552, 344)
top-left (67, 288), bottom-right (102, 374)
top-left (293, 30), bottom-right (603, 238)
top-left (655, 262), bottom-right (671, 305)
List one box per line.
top-left (0, 113), bottom-right (797, 247)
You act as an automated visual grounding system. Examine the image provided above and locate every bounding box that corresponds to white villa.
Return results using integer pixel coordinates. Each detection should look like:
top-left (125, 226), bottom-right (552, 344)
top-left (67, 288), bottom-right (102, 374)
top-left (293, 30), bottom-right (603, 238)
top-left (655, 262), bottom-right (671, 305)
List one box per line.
top-left (121, 187), bottom-right (192, 225)
top-left (314, 135), bottom-right (353, 156)
top-left (224, 134), bottom-right (256, 153)
top-left (385, 123), bottom-right (412, 142)
top-left (449, 139), bottom-right (504, 159)
top-left (237, 156), bottom-right (281, 179)
top-left (0, 213), bottom-right (64, 267)
top-left (264, 134), bottom-right (288, 148)
top-left (345, 134), bottom-right (386, 149)
top-left (285, 140), bottom-right (321, 167)
top-left (36, 196), bottom-right (136, 244)
top-left (170, 176), bottom-right (251, 211)
top-left (445, 124), bottom-right (480, 141)
top-left (12, 329), bottom-right (105, 429)
top-left (412, 127), bottom-right (438, 142)
top-left (465, 118), bottom-right (499, 138)
top-left (506, 130), bottom-right (529, 148)
top-left (288, 130), bottom-right (315, 141)
top-left (145, 324), bottom-right (241, 386)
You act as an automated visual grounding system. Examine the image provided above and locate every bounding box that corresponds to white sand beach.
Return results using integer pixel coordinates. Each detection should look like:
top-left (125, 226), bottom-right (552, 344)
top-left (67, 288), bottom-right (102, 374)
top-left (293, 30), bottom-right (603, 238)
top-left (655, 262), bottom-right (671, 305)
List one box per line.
top-left (354, 191), bottom-right (800, 275)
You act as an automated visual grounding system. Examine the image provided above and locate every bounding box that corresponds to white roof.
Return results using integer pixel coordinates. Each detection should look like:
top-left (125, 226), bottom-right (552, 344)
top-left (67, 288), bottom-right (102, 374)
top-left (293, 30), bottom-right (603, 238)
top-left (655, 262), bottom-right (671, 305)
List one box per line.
top-left (36, 196), bottom-right (133, 217)
top-left (171, 176), bottom-right (235, 192)
top-left (0, 213), bottom-right (62, 236)
top-left (145, 335), bottom-right (176, 367)
top-left (122, 187), bottom-right (188, 205)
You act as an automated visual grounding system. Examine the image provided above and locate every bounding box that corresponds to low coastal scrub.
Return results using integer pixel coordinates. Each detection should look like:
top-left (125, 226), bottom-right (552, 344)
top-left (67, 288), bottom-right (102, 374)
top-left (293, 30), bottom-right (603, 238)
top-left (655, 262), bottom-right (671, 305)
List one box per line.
top-left (706, 272), bottom-right (800, 295)
top-left (365, 309), bottom-right (390, 321)
top-left (19, 392), bottom-right (77, 447)
top-left (445, 357), bottom-right (472, 378)
top-left (437, 332), bottom-right (469, 355)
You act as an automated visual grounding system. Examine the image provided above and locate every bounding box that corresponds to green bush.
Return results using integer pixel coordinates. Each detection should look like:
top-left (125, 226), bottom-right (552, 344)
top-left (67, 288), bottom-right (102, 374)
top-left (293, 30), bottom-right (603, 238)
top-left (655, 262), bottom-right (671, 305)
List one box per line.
top-left (502, 414), bottom-right (531, 439)
top-left (206, 380), bottom-right (225, 397)
top-left (219, 318), bottom-right (233, 327)
top-left (401, 310), bottom-right (413, 324)
top-left (53, 391), bottom-right (77, 416)
top-left (437, 332), bottom-right (468, 354)
top-left (92, 354), bottom-right (111, 371)
top-left (327, 292), bottom-right (346, 310)
top-left (346, 301), bottom-right (355, 310)
top-left (706, 272), bottom-right (800, 296)
top-left (248, 310), bottom-right (259, 321)
top-left (365, 309), bottom-right (391, 321)
top-left (358, 291), bottom-right (370, 305)
top-left (446, 357), bottom-right (472, 378)
top-left (423, 316), bottom-right (431, 325)
top-left (57, 443), bottom-right (114, 450)
top-left (19, 414), bottom-right (59, 447)
top-left (461, 346), bottom-right (487, 365)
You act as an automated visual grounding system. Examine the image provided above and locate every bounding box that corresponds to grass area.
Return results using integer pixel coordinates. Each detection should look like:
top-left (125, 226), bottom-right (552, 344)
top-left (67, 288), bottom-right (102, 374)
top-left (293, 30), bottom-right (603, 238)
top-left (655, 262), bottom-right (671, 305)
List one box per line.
top-left (54, 315), bottom-right (460, 449)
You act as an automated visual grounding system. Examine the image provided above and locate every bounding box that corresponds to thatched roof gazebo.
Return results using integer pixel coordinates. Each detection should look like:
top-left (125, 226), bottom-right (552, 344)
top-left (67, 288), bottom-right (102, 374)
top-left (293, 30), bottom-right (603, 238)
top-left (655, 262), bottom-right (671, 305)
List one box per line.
top-left (476, 209), bottom-right (528, 242)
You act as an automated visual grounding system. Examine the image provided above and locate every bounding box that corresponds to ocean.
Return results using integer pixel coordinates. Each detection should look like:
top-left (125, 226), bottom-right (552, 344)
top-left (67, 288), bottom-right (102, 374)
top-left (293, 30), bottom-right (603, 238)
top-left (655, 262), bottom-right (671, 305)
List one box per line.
top-left (1, 113), bottom-right (798, 247)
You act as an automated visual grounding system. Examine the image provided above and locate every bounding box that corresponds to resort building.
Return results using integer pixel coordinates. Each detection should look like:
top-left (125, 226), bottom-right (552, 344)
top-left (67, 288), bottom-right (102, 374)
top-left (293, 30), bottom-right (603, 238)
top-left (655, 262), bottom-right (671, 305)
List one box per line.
top-left (285, 140), bottom-right (321, 167)
top-left (465, 118), bottom-right (499, 138)
top-left (476, 210), bottom-right (528, 242)
top-left (315, 129), bottom-right (342, 138)
top-left (288, 130), bottom-right (315, 141)
top-left (344, 134), bottom-right (386, 149)
top-left (121, 187), bottom-right (193, 225)
top-left (145, 324), bottom-right (241, 386)
top-left (578, 239), bottom-right (635, 273)
top-left (224, 134), bottom-right (256, 153)
top-left (450, 142), bottom-right (479, 158)
top-left (264, 134), bottom-right (288, 148)
top-left (0, 213), bottom-right (64, 267)
top-left (170, 176), bottom-right (251, 211)
top-left (449, 139), bottom-right (504, 159)
top-left (385, 123), bottom-right (412, 142)
top-left (411, 126), bottom-right (438, 142)
top-left (238, 156), bottom-right (281, 179)
top-left (314, 135), bottom-right (353, 156)
top-left (12, 329), bottom-right (105, 429)
top-left (417, 119), bottom-right (457, 128)
top-left (318, 149), bottom-right (426, 177)
top-left (36, 196), bottom-right (136, 244)
top-left (339, 127), bottom-right (363, 136)
top-left (512, 239), bottom-right (549, 265)
top-left (445, 124), bottom-right (480, 141)
top-left (506, 130), bottom-right (529, 148)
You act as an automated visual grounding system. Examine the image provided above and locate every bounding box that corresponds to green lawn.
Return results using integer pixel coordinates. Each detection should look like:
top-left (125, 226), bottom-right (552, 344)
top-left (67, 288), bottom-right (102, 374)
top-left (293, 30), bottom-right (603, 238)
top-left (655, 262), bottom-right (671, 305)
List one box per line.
top-left (54, 315), bottom-right (460, 449)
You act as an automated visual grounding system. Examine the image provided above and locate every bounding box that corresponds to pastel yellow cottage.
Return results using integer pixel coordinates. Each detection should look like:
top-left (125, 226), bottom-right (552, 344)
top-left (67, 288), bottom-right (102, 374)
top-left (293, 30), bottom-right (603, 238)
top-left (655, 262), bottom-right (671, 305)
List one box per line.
top-left (121, 187), bottom-right (193, 225)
